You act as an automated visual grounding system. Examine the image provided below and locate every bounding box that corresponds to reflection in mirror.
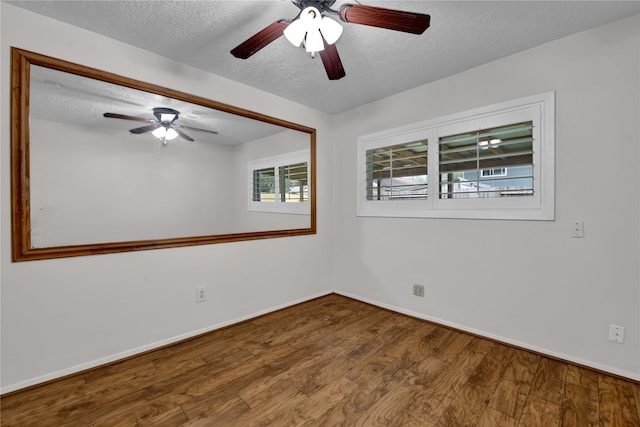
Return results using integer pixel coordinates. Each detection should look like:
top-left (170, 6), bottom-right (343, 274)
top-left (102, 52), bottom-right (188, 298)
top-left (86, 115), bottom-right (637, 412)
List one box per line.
top-left (11, 48), bottom-right (316, 261)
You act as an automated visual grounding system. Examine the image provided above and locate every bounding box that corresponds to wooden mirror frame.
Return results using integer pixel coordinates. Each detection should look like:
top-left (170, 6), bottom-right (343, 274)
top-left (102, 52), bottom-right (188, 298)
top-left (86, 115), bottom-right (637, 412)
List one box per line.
top-left (10, 47), bottom-right (316, 261)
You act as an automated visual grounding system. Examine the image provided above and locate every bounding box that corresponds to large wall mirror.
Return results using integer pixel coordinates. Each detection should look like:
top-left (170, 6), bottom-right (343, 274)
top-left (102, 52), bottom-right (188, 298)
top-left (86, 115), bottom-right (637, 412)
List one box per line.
top-left (11, 48), bottom-right (316, 261)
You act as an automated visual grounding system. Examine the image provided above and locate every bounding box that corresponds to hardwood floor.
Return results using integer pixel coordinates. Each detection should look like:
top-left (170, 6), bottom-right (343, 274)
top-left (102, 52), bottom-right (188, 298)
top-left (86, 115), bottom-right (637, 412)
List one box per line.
top-left (2, 294), bottom-right (639, 426)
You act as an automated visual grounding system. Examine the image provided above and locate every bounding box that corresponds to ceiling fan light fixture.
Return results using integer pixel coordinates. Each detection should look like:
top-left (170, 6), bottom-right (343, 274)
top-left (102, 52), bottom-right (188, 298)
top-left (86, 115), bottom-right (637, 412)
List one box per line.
top-left (320, 16), bottom-right (343, 45)
top-left (284, 7), bottom-right (319, 47)
top-left (284, 6), bottom-right (340, 51)
top-left (283, 18), bottom-right (307, 47)
top-left (304, 29), bottom-right (325, 53)
top-left (300, 6), bottom-right (321, 24)
top-left (152, 127), bottom-right (165, 139)
top-left (152, 127), bottom-right (179, 141)
top-left (159, 112), bottom-right (177, 123)
top-left (165, 128), bottom-right (179, 140)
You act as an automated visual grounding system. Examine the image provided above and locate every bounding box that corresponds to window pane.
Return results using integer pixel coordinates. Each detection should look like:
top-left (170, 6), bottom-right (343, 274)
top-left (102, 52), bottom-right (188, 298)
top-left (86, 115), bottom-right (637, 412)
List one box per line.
top-left (439, 122), bottom-right (533, 199)
top-left (279, 162), bottom-right (309, 202)
top-left (366, 140), bottom-right (428, 200)
top-left (252, 167), bottom-right (276, 202)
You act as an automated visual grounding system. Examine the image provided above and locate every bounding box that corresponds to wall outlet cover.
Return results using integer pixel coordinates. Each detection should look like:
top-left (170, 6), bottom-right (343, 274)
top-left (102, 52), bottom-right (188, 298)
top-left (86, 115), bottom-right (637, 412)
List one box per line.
top-left (196, 286), bottom-right (207, 303)
top-left (413, 284), bottom-right (425, 297)
top-left (608, 324), bottom-right (624, 344)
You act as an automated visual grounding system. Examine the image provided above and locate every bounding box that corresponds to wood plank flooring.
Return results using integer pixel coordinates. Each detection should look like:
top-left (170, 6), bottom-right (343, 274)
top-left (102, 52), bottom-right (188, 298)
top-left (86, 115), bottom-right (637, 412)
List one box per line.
top-left (2, 294), bottom-right (639, 426)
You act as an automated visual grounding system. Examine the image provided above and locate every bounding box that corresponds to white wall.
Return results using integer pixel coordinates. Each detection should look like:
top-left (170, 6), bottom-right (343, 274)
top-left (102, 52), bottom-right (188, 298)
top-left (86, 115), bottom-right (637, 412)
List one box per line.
top-left (1, 4), bottom-right (334, 393)
top-left (332, 14), bottom-right (640, 380)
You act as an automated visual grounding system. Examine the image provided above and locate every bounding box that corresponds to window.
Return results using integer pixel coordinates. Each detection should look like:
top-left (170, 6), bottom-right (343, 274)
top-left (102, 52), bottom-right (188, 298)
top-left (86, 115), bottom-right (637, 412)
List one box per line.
top-left (249, 150), bottom-right (310, 214)
top-left (357, 92), bottom-right (555, 220)
top-left (439, 122), bottom-right (533, 199)
top-left (366, 140), bottom-right (428, 201)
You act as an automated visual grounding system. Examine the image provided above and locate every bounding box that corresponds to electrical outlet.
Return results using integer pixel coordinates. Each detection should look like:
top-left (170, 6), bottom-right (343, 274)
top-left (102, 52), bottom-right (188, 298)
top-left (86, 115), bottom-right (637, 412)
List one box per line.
top-left (413, 284), bottom-right (424, 297)
top-left (608, 324), bottom-right (624, 344)
top-left (195, 286), bottom-right (207, 303)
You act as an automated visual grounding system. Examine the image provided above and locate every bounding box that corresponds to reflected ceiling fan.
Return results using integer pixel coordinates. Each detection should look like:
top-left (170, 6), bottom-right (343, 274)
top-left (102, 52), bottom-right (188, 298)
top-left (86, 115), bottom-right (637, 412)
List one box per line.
top-left (230, 0), bottom-right (431, 80)
top-left (103, 107), bottom-right (218, 144)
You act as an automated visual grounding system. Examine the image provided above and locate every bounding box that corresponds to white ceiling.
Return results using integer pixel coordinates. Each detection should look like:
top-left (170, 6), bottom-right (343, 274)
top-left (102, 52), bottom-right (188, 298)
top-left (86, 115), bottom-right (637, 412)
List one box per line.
top-left (8, 0), bottom-right (640, 114)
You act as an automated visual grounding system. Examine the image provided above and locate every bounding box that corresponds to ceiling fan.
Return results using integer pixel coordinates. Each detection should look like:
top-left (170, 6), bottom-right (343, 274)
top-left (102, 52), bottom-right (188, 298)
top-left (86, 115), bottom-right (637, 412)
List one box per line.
top-left (103, 107), bottom-right (218, 144)
top-left (230, 0), bottom-right (431, 80)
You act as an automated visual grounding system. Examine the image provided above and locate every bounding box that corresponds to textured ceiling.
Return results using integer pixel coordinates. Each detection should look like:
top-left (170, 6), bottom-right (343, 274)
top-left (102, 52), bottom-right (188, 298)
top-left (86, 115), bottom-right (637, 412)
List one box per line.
top-left (7, 0), bottom-right (640, 114)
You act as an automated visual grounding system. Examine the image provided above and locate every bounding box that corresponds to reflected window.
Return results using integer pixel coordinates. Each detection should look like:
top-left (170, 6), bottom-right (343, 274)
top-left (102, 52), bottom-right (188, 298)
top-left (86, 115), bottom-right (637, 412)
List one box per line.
top-left (280, 162), bottom-right (309, 203)
top-left (249, 150), bottom-right (310, 215)
top-left (252, 167), bottom-right (276, 202)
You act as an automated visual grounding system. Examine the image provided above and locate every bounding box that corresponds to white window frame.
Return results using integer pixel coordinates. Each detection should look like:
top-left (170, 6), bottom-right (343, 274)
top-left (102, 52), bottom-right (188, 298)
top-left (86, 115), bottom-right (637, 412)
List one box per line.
top-left (357, 92), bottom-right (555, 220)
top-left (248, 149), bottom-right (310, 215)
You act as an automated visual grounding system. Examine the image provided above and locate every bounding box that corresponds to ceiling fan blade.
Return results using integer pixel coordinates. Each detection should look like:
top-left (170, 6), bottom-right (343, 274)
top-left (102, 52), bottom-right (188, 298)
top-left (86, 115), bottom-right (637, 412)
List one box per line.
top-left (129, 124), bottom-right (161, 134)
top-left (319, 40), bottom-right (346, 81)
top-left (339, 4), bottom-right (430, 34)
top-left (178, 124), bottom-right (219, 135)
top-left (103, 112), bottom-right (150, 122)
top-left (173, 127), bottom-right (195, 142)
top-left (231, 19), bottom-right (292, 59)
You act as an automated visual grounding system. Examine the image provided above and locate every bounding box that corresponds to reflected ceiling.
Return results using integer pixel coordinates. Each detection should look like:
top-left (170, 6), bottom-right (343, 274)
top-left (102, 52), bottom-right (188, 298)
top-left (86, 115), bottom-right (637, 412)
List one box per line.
top-left (31, 65), bottom-right (285, 146)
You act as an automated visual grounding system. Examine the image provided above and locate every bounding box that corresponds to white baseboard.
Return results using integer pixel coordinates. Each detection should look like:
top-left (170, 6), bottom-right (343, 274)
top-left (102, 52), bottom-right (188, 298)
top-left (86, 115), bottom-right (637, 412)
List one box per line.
top-left (335, 291), bottom-right (640, 382)
top-left (1, 290), bottom-right (333, 395)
